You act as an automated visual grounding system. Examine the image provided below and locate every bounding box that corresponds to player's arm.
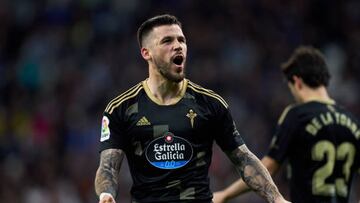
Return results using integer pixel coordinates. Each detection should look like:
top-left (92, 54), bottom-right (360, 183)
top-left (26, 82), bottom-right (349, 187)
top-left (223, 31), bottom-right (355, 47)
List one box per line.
top-left (225, 145), bottom-right (288, 203)
top-left (350, 169), bottom-right (360, 203)
top-left (213, 156), bottom-right (280, 203)
top-left (95, 148), bottom-right (125, 203)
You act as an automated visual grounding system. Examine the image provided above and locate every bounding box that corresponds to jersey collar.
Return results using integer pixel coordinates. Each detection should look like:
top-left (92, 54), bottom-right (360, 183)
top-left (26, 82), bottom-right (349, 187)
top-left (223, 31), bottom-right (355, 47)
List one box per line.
top-left (142, 79), bottom-right (188, 106)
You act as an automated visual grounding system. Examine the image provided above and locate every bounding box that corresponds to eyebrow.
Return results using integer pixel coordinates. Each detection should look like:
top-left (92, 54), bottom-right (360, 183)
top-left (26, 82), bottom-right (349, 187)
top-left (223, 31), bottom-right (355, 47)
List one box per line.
top-left (160, 35), bottom-right (186, 43)
top-left (160, 36), bottom-right (172, 42)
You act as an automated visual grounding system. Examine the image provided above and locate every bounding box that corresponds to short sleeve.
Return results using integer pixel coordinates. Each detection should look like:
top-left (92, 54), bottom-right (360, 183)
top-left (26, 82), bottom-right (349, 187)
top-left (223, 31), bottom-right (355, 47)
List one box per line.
top-left (357, 140), bottom-right (360, 174)
top-left (267, 106), bottom-right (297, 163)
top-left (99, 111), bottom-right (127, 152)
top-left (214, 105), bottom-right (244, 152)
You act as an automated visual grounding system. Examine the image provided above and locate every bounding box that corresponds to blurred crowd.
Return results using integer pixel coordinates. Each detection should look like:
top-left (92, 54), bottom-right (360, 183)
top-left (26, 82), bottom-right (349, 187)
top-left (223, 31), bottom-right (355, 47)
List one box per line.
top-left (0, 0), bottom-right (359, 202)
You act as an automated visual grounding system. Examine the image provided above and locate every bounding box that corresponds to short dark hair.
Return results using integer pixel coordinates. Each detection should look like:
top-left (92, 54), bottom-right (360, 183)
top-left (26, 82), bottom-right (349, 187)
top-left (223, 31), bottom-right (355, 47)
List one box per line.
top-left (137, 14), bottom-right (182, 48)
top-left (281, 46), bottom-right (331, 87)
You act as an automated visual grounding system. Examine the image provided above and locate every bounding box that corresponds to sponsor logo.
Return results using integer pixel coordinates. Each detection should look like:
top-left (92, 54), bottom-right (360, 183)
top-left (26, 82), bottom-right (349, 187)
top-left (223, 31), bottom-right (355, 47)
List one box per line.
top-left (145, 132), bottom-right (193, 169)
top-left (100, 116), bottom-right (110, 142)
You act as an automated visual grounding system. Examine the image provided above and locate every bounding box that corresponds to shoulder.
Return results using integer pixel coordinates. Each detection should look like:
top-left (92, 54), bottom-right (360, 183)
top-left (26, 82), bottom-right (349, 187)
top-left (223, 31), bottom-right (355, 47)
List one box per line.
top-left (104, 81), bottom-right (144, 114)
top-left (335, 103), bottom-right (360, 122)
top-left (277, 103), bottom-right (301, 125)
top-left (277, 102), bottom-right (323, 125)
top-left (186, 80), bottom-right (229, 109)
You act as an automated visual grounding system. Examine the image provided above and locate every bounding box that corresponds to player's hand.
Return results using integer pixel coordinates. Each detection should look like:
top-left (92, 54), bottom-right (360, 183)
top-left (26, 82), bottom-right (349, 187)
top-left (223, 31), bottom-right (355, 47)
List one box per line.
top-left (274, 196), bottom-right (291, 203)
top-left (99, 193), bottom-right (116, 203)
top-left (212, 191), bottom-right (228, 203)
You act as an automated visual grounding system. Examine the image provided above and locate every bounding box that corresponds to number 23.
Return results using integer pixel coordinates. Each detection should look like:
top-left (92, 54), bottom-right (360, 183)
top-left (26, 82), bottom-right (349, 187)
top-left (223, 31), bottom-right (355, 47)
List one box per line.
top-left (312, 140), bottom-right (356, 197)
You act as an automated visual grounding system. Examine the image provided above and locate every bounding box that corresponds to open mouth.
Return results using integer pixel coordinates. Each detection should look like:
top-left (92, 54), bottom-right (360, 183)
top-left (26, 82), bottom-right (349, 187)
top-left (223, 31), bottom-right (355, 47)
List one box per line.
top-left (173, 55), bottom-right (184, 65)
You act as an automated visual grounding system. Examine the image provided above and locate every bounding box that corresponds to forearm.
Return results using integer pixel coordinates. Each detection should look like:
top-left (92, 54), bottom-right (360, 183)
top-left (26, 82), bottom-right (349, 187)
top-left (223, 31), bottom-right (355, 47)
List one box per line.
top-left (221, 179), bottom-right (251, 201)
top-left (94, 149), bottom-right (124, 198)
top-left (229, 145), bottom-right (282, 203)
top-left (95, 167), bottom-right (119, 197)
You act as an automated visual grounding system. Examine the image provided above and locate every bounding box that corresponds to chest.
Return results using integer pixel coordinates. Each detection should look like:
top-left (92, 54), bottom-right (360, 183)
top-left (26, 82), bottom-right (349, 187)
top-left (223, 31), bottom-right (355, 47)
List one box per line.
top-left (122, 97), bottom-right (216, 169)
top-left (125, 98), bottom-right (213, 142)
top-left (132, 97), bottom-right (213, 134)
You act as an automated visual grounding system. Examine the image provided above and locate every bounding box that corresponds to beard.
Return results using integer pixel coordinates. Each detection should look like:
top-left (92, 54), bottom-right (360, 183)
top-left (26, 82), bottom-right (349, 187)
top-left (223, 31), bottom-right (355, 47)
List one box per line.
top-left (154, 58), bottom-right (185, 83)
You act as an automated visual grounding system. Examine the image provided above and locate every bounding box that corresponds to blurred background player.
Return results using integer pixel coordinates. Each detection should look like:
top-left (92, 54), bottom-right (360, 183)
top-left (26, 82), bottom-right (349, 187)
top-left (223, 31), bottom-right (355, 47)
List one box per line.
top-left (213, 46), bottom-right (360, 203)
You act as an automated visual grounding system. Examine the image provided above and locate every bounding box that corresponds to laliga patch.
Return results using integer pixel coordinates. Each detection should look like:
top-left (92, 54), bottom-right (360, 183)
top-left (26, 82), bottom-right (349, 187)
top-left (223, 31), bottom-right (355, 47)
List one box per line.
top-left (100, 116), bottom-right (110, 142)
top-left (145, 132), bottom-right (193, 169)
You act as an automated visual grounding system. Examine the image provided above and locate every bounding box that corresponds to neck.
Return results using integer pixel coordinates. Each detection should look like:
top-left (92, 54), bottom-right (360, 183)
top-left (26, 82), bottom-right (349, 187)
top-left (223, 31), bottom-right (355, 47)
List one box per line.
top-left (145, 75), bottom-right (185, 105)
top-left (300, 86), bottom-right (333, 103)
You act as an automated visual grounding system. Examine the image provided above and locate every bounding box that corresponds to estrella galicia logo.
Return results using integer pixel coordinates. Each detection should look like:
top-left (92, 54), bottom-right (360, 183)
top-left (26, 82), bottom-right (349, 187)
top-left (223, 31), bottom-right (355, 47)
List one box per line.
top-left (145, 132), bottom-right (193, 169)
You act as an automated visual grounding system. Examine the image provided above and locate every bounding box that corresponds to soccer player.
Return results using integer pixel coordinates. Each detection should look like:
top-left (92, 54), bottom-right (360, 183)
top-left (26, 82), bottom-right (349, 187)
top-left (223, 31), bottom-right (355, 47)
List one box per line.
top-left (213, 46), bottom-right (360, 203)
top-left (94, 14), bottom-right (290, 203)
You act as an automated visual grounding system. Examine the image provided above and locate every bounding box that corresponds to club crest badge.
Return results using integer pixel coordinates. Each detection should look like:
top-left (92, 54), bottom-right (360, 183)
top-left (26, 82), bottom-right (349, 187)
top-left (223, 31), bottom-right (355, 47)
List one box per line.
top-left (186, 109), bottom-right (197, 128)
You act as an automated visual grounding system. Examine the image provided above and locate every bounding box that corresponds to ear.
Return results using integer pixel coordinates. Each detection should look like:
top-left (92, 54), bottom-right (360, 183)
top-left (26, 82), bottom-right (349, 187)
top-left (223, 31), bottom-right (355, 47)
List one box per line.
top-left (292, 75), bottom-right (303, 90)
top-left (141, 47), bottom-right (151, 60)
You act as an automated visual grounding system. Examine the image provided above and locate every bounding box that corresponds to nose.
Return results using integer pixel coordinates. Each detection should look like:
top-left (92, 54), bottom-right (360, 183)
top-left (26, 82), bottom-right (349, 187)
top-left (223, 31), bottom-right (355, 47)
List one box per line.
top-left (173, 40), bottom-right (182, 51)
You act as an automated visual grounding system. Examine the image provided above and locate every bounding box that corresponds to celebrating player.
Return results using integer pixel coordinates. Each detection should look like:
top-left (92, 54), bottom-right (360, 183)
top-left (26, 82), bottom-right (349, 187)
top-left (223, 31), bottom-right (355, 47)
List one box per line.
top-left (94, 14), bottom-right (290, 203)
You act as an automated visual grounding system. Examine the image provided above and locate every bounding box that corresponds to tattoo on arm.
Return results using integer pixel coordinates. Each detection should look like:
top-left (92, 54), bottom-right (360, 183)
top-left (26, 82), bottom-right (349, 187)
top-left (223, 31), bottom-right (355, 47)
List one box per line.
top-left (228, 145), bottom-right (280, 203)
top-left (95, 149), bottom-right (124, 198)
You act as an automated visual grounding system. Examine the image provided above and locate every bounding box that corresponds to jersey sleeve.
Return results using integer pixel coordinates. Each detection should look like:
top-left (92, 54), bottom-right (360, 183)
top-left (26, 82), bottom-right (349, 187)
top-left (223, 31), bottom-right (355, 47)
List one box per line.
top-left (99, 109), bottom-right (127, 152)
top-left (267, 105), bottom-right (297, 163)
top-left (357, 140), bottom-right (360, 173)
top-left (213, 103), bottom-right (245, 152)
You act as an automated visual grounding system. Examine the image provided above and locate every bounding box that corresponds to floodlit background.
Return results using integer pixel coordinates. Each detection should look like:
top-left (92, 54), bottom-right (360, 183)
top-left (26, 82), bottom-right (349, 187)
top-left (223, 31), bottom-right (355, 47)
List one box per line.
top-left (0, 0), bottom-right (359, 202)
